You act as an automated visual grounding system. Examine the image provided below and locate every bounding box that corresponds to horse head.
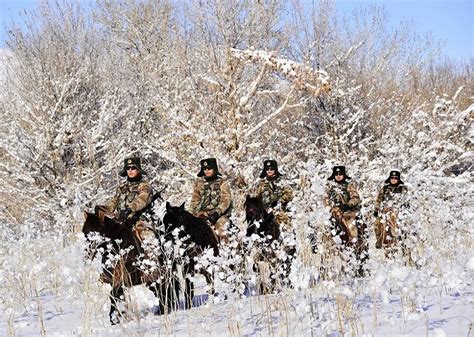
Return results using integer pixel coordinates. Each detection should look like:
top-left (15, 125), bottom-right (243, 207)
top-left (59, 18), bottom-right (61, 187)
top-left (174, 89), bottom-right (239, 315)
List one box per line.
top-left (163, 201), bottom-right (186, 228)
top-left (244, 195), bottom-right (266, 225)
top-left (82, 211), bottom-right (107, 260)
top-left (83, 211), bottom-right (104, 237)
top-left (82, 209), bottom-right (125, 253)
top-left (163, 201), bottom-right (219, 255)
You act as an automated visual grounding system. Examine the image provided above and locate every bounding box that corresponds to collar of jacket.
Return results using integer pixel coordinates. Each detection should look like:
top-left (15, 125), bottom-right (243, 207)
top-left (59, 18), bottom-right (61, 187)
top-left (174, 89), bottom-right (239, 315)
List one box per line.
top-left (265, 175), bottom-right (279, 182)
top-left (127, 175), bottom-right (143, 183)
top-left (204, 175), bottom-right (219, 182)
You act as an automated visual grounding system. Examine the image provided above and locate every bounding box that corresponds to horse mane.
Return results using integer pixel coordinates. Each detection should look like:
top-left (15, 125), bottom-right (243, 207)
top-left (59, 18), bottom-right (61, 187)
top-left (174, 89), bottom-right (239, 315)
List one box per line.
top-left (83, 211), bottom-right (102, 236)
top-left (163, 202), bottom-right (219, 255)
top-left (244, 195), bottom-right (279, 241)
top-left (83, 211), bottom-right (142, 252)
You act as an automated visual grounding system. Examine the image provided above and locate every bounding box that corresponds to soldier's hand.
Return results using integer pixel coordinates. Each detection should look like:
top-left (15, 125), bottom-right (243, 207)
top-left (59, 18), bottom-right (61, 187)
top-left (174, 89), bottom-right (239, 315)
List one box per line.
top-left (373, 210), bottom-right (379, 217)
top-left (340, 204), bottom-right (349, 212)
top-left (197, 211), bottom-right (208, 219)
top-left (267, 207), bottom-right (274, 214)
top-left (207, 212), bottom-right (219, 225)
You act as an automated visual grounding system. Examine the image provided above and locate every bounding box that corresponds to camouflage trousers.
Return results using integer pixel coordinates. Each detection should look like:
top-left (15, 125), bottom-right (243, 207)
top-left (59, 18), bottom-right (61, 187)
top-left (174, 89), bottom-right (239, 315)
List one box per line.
top-left (374, 208), bottom-right (414, 265)
top-left (213, 215), bottom-right (230, 244)
top-left (134, 220), bottom-right (155, 242)
top-left (330, 207), bottom-right (358, 240)
top-left (274, 210), bottom-right (292, 231)
top-left (374, 208), bottom-right (399, 249)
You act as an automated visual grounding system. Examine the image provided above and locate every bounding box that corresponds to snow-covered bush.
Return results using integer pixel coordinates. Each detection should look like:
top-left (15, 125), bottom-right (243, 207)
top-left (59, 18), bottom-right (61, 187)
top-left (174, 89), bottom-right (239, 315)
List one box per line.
top-left (0, 0), bottom-right (472, 335)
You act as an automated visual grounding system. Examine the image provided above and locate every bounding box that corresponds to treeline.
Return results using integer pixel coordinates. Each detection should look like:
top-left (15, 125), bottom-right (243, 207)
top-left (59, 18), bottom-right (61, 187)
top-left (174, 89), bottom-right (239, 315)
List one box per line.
top-left (0, 0), bottom-right (471, 229)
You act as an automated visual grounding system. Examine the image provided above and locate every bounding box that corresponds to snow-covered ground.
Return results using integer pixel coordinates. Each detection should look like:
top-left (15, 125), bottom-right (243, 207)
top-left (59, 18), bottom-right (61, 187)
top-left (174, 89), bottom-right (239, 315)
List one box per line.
top-left (1, 205), bottom-right (472, 337)
top-left (1, 266), bottom-right (472, 336)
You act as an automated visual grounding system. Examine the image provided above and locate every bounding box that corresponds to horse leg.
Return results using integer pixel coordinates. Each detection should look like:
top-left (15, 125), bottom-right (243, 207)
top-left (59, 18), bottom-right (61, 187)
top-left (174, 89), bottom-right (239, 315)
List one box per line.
top-left (355, 222), bottom-right (369, 277)
top-left (146, 280), bottom-right (167, 316)
top-left (157, 281), bottom-right (167, 316)
top-left (203, 269), bottom-right (215, 296)
top-left (109, 286), bottom-right (124, 325)
top-left (184, 276), bottom-right (194, 309)
top-left (159, 270), bottom-right (180, 315)
top-left (181, 261), bottom-right (193, 309)
top-left (155, 280), bottom-right (174, 315)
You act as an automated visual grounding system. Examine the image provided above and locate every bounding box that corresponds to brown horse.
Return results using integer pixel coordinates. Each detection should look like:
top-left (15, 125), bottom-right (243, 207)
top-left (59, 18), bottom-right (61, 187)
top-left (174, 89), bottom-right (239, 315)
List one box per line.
top-left (375, 207), bottom-right (416, 266)
top-left (82, 211), bottom-right (177, 324)
top-left (327, 206), bottom-right (368, 277)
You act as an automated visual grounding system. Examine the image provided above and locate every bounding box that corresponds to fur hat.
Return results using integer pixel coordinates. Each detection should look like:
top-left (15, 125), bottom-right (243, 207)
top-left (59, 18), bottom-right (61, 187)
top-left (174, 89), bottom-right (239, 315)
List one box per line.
top-left (197, 158), bottom-right (221, 177)
top-left (119, 157), bottom-right (147, 177)
top-left (385, 170), bottom-right (404, 184)
top-left (327, 165), bottom-right (351, 180)
top-left (259, 160), bottom-right (282, 178)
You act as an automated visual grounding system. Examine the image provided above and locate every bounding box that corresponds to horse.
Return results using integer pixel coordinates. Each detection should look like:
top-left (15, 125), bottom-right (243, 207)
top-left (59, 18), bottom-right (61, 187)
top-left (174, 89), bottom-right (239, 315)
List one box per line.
top-left (161, 202), bottom-right (219, 309)
top-left (326, 206), bottom-right (369, 277)
top-left (82, 211), bottom-right (175, 324)
top-left (375, 206), bottom-right (418, 266)
top-left (244, 195), bottom-right (291, 294)
top-left (245, 195), bottom-right (280, 241)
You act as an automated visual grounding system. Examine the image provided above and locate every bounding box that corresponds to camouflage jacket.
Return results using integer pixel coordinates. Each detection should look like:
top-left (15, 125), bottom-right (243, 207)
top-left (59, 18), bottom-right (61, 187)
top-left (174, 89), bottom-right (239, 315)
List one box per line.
top-left (375, 183), bottom-right (408, 212)
top-left (254, 176), bottom-right (293, 210)
top-left (189, 176), bottom-right (232, 216)
top-left (105, 179), bottom-right (153, 215)
top-left (324, 180), bottom-right (361, 211)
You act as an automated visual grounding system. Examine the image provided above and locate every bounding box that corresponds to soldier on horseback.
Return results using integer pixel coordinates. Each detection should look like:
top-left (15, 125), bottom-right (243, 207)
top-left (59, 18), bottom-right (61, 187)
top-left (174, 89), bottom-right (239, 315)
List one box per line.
top-left (189, 158), bottom-right (232, 243)
top-left (253, 160), bottom-right (293, 228)
top-left (324, 165), bottom-right (361, 241)
top-left (374, 170), bottom-right (409, 250)
top-left (94, 157), bottom-right (153, 285)
top-left (324, 165), bottom-right (367, 276)
top-left (103, 157), bottom-right (153, 227)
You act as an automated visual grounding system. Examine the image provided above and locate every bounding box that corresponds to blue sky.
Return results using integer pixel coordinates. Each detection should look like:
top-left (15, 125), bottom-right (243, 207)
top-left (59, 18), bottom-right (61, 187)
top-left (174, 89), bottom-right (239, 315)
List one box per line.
top-left (1, 0), bottom-right (472, 62)
top-left (336, 0), bottom-right (473, 62)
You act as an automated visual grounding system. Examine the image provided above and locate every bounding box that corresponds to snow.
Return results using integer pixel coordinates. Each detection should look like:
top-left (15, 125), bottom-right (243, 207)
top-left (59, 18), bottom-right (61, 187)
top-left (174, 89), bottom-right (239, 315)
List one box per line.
top-left (466, 257), bottom-right (474, 271)
top-left (1, 276), bottom-right (472, 336)
top-left (0, 2), bottom-right (472, 336)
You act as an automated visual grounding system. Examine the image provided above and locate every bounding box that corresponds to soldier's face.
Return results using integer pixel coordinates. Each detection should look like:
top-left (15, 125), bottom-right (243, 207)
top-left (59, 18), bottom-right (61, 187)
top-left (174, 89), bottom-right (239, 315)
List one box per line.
top-left (204, 167), bottom-right (215, 178)
top-left (335, 173), bottom-right (344, 182)
top-left (126, 166), bottom-right (139, 178)
top-left (390, 176), bottom-right (399, 185)
top-left (266, 168), bottom-right (276, 177)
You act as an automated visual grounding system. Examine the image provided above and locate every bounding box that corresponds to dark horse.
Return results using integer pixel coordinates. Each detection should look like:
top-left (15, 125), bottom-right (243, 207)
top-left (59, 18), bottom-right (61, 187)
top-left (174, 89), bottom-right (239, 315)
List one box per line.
top-left (244, 195), bottom-right (287, 294)
top-left (161, 202), bottom-right (219, 309)
top-left (245, 195), bottom-right (280, 242)
top-left (83, 211), bottom-right (175, 324)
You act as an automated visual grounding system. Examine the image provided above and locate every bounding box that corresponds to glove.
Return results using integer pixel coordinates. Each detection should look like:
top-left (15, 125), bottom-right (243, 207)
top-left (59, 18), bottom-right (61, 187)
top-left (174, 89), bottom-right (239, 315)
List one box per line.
top-left (207, 212), bottom-right (219, 225)
top-left (119, 208), bottom-right (132, 222)
top-left (373, 210), bottom-right (379, 217)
